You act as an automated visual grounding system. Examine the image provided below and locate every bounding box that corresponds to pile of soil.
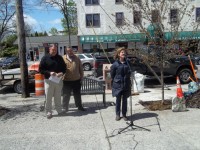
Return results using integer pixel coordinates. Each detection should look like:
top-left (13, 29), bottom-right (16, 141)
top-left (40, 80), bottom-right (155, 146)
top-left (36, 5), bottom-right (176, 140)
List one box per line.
top-left (186, 89), bottom-right (200, 108)
top-left (139, 100), bottom-right (172, 111)
top-left (0, 106), bottom-right (10, 117)
top-left (139, 89), bottom-right (200, 111)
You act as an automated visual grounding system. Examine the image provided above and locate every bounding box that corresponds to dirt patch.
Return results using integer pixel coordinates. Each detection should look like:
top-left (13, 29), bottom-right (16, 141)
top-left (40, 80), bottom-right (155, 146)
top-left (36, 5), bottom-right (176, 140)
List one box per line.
top-left (0, 106), bottom-right (10, 117)
top-left (139, 100), bottom-right (172, 111)
top-left (186, 89), bottom-right (200, 108)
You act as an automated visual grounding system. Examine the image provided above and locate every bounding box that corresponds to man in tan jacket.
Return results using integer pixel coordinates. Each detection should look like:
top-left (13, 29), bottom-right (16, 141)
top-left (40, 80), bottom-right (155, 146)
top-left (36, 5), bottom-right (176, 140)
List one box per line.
top-left (62, 47), bottom-right (86, 112)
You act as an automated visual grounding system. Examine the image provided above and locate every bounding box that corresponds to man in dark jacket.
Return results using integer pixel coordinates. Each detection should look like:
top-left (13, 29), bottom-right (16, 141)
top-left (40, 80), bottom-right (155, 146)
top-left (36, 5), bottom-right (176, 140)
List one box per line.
top-left (39, 44), bottom-right (66, 119)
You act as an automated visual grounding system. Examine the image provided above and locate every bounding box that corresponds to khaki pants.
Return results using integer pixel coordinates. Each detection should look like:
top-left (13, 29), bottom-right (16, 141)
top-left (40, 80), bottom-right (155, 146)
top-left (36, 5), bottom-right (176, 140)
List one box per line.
top-left (44, 79), bottom-right (63, 114)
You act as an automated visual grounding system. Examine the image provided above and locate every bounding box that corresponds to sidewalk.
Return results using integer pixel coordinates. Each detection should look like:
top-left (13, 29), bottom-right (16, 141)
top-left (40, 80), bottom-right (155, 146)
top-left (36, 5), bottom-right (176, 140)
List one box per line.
top-left (0, 85), bottom-right (200, 150)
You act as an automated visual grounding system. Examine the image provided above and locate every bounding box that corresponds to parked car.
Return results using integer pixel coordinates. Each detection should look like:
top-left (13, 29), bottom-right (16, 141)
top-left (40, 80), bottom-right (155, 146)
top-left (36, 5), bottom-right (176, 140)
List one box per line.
top-left (0, 57), bottom-right (8, 67)
top-left (76, 54), bottom-right (94, 71)
top-left (190, 53), bottom-right (200, 65)
top-left (2, 57), bottom-right (20, 69)
top-left (0, 61), bottom-right (40, 93)
top-left (0, 67), bottom-right (36, 93)
top-left (92, 55), bottom-right (198, 84)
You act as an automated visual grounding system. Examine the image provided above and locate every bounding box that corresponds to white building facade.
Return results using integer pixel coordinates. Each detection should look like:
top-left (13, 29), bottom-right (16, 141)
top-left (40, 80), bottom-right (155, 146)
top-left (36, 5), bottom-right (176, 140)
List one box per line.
top-left (77, 0), bottom-right (200, 53)
top-left (14, 35), bottom-right (78, 61)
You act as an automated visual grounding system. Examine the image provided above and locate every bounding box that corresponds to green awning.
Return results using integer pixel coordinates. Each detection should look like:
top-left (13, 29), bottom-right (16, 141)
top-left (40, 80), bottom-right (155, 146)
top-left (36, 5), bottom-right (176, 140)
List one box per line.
top-left (164, 31), bottom-right (200, 41)
top-left (80, 34), bottom-right (146, 44)
top-left (80, 31), bottom-right (200, 44)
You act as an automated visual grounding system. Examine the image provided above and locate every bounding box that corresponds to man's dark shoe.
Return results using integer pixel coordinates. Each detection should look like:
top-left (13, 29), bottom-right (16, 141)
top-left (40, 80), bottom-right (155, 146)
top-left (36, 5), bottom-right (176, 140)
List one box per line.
top-left (123, 116), bottom-right (128, 121)
top-left (78, 107), bottom-right (86, 111)
top-left (115, 115), bottom-right (121, 121)
top-left (46, 112), bottom-right (52, 119)
top-left (58, 111), bottom-right (66, 116)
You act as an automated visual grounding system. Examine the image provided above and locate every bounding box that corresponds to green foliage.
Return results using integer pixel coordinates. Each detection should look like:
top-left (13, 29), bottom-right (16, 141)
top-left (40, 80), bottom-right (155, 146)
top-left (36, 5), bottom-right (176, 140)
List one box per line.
top-left (35, 31), bottom-right (38, 37)
top-left (0, 46), bottom-right (18, 57)
top-left (61, 18), bottom-right (78, 35)
top-left (28, 31), bottom-right (48, 37)
top-left (43, 31), bottom-right (48, 36)
top-left (49, 27), bottom-right (59, 36)
top-left (38, 32), bottom-right (43, 36)
top-left (0, 34), bottom-right (18, 57)
top-left (60, 0), bottom-right (78, 35)
top-left (3, 34), bottom-right (17, 47)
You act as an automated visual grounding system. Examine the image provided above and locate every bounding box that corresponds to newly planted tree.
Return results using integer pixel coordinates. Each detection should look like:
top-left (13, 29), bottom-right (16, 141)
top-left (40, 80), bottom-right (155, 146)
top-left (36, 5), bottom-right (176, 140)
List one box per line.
top-left (122, 0), bottom-right (200, 102)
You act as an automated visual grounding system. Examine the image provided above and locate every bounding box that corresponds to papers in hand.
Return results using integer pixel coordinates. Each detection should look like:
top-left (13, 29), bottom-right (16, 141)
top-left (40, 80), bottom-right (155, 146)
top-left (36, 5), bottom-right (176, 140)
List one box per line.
top-left (49, 75), bottom-right (62, 84)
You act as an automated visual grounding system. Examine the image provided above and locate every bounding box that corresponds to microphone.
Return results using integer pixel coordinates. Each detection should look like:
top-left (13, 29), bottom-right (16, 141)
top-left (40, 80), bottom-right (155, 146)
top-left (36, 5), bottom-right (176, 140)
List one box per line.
top-left (124, 54), bottom-right (128, 59)
top-left (125, 55), bottom-right (129, 61)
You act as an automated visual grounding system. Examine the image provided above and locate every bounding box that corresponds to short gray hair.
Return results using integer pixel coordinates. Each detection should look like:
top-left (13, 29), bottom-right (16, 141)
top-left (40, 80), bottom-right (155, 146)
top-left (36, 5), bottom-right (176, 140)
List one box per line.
top-left (49, 43), bottom-right (56, 47)
top-left (66, 46), bottom-right (72, 49)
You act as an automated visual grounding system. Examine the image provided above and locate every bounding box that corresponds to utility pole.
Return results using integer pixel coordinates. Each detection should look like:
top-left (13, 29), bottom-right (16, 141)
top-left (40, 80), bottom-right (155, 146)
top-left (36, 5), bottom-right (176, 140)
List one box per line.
top-left (15, 0), bottom-right (30, 98)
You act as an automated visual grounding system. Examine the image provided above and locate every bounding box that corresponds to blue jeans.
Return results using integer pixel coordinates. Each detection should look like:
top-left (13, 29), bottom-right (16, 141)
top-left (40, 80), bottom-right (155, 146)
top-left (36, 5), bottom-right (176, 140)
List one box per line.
top-left (116, 91), bottom-right (128, 116)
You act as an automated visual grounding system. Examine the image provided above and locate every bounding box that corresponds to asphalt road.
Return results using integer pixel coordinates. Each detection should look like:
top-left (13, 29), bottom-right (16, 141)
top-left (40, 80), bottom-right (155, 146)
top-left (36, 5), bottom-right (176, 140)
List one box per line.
top-left (0, 76), bottom-right (176, 95)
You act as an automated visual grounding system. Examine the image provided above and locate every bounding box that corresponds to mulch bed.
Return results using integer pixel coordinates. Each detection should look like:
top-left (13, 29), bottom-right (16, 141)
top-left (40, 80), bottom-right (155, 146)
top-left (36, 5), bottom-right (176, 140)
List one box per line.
top-left (185, 89), bottom-right (200, 108)
top-left (139, 89), bottom-right (200, 111)
top-left (139, 100), bottom-right (172, 111)
top-left (0, 106), bottom-right (10, 117)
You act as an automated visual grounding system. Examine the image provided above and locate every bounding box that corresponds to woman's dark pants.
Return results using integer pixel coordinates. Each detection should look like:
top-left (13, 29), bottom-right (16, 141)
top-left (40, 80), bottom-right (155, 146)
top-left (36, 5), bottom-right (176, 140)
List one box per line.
top-left (116, 91), bottom-right (127, 117)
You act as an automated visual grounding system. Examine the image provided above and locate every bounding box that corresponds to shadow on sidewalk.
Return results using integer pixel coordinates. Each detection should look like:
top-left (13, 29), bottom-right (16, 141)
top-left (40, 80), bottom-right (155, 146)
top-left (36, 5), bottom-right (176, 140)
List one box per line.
top-left (130, 112), bottom-right (161, 131)
top-left (0, 103), bottom-right (42, 120)
top-left (55, 101), bottom-right (114, 117)
top-left (131, 112), bottom-right (158, 121)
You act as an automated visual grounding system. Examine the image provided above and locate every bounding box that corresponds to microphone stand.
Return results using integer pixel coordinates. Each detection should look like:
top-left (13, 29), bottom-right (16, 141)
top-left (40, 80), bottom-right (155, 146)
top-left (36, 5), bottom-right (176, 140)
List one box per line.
top-left (118, 57), bottom-right (150, 134)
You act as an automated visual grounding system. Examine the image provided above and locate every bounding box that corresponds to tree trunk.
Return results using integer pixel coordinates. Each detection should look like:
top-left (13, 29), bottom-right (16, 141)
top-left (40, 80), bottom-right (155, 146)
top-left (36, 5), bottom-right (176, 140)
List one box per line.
top-left (15, 0), bottom-right (30, 98)
top-left (64, 1), bottom-right (71, 47)
top-left (160, 56), bottom-right (164, 103)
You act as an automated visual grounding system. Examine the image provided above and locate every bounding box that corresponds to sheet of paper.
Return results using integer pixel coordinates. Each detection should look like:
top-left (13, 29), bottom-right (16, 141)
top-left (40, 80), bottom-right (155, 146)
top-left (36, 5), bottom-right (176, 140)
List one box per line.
top-left (49, 75), bottom-right (62, 84)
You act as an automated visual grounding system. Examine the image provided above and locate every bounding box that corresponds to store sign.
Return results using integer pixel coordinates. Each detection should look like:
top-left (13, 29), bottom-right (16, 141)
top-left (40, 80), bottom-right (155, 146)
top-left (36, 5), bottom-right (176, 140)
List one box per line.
top-left (80, 33), bottom-right (146, 44)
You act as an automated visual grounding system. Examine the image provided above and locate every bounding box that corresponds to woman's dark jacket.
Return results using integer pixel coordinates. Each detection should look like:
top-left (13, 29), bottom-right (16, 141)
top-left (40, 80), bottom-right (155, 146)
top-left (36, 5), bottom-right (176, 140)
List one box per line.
top-left (39, 54), bottom-right (66, 79)
top-left (110, 59), bottom-right (131, 97)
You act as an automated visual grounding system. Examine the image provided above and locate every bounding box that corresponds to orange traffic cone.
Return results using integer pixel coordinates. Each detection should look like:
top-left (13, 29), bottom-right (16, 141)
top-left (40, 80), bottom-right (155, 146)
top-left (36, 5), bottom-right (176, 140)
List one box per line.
top-left (176, 76), bottom-right (184, 98)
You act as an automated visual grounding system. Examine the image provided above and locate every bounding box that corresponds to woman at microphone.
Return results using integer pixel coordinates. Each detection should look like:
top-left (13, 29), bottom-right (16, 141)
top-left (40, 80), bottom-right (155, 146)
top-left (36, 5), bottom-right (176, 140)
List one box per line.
top-left (110, 47), bottom-right (131, 121)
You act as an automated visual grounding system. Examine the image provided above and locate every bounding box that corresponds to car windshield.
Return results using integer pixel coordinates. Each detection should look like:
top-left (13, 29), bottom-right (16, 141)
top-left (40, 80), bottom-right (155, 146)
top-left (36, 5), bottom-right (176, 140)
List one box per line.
top-left (4, 57), bottom-right (15, 62)
top-left (85, 54), bottom-right (93, 58)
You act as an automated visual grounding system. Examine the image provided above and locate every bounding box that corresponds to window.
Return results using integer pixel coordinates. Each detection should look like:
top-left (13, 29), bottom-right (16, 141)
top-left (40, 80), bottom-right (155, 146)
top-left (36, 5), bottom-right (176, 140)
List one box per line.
top-left (85, 54), bottom-right (93, 58)
top-left (85, 0), bottom-right (99, 5)
top-left (115, 42), bottom-right (128, 49)
top-left (152, 10), bottom-right (160, 23)
top-left (134, 11), bottom-right (141, 24)
top-left (196, 8), bottom-right (200, 22)
top-left (86, 14), bottom-right (100, 27)
top-left (116, 0), bottom-right (123, 3)
top-left (170, 9), bottom-right (178, 23)
top-left (77, 54), bottom-right (85, 59)
top-left (116, 12), bottom-right (124, 26)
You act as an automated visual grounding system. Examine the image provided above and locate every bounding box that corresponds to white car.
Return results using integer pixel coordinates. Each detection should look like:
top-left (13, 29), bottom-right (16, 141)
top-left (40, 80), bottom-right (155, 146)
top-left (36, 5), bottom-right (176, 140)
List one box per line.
top-left (76, 54), bottom-right (94, 71)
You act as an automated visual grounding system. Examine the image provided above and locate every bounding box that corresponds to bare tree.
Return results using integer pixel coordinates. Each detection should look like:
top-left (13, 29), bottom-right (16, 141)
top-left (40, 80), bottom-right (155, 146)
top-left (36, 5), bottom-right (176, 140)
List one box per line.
top-left (40, 0), bottom-right (77, 47)
top-left (12, 20), bottom-right (34, 36)
top-left (122, 0), bottom-right (199, 101)
top-left (0, 0), bottom-right (15, 43)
